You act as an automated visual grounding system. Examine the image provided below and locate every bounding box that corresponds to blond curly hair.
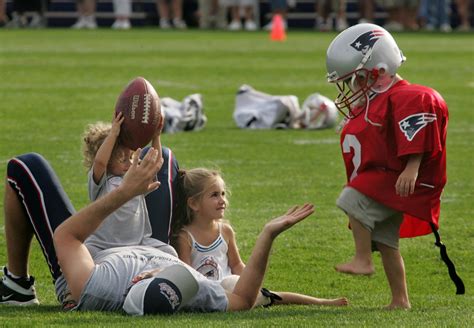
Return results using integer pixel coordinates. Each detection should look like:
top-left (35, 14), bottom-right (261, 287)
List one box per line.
top-left (82, 122), bottom-right (118, 170)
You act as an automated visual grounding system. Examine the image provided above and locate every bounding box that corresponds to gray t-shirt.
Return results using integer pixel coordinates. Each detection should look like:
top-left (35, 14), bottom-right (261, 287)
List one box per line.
top-left (76, 246), bottom-right (228, 313)
top-left (86, 170), bottom-right (164, 257)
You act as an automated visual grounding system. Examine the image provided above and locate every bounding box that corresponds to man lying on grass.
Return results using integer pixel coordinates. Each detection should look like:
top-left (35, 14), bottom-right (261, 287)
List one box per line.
top-left (1, 147), bottom-right (315, 314)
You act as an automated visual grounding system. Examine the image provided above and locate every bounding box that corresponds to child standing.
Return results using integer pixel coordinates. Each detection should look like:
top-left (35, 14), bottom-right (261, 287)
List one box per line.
top-left (82, 113), bottom-right (175, 257)
top-left (169, 168), bottom-right (348, 307)
top-left (326, 23), bottom-right (450, 309)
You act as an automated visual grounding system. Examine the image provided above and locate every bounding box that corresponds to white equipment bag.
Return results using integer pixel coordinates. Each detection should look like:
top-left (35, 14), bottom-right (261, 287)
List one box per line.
top-left (233, 85), bottom-right (302, 129)
top-left (233, 85), bottom-right (338, 130)
top-left (161, 94), bottom-right (207, 133)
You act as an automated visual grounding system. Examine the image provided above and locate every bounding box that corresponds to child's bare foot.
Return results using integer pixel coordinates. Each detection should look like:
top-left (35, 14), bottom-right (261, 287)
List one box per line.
top-left (335, 260), bottom-right (374, 276)
top-left (325, 297), bottom-right (349, 306)
top-left (384, 301), bottom-right (411, 310)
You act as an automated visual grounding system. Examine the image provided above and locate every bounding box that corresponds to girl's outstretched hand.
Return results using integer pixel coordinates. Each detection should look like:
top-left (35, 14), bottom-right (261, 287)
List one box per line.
top-left (264, 204), bottom-right (315, 239)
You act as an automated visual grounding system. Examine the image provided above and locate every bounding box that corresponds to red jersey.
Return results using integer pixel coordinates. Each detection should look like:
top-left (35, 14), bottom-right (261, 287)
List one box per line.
top-left (340, 80), bottom-right (448, 238)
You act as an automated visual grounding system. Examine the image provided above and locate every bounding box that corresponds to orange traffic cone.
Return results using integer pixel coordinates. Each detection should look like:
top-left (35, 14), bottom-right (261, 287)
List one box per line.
top-left (270, 14), bottom-right (286, 42)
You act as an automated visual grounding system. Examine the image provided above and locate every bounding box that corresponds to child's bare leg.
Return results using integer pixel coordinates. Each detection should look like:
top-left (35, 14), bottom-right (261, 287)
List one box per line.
top-left (4, 183), bottom-right (34, 276)
top-left (272, 292), bottom-right (349, 306)
top-left (336, 215), bottom-right (374, 275)
top-left (376, 242), bottom-right (410, 310)
top-left (227, 276), bottom-right (349, 308)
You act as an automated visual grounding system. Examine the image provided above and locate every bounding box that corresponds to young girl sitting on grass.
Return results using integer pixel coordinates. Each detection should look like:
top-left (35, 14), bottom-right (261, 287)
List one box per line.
top-left (167, 168), bottom-right (348, 307)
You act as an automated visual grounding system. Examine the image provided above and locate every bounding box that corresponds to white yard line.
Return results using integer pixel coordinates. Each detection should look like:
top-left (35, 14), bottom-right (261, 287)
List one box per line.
top-left (293, 138), bottom-right (338, 145)
top-left (154, 79), bottom-right (199, 90)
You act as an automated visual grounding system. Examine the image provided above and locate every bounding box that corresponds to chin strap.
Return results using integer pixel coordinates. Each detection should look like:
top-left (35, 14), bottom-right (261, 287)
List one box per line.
top-left (430, 223), bottom-right (465, 295)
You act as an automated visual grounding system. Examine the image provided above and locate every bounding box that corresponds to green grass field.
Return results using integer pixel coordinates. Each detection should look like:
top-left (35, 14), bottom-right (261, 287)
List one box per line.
top-left (0, 29), bottom-right (473, 327)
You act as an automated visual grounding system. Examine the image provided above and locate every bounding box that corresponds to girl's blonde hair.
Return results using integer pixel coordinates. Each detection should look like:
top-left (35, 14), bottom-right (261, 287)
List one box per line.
top-left (170, 168), bottom-right (228, 247)
top-left (82, 122), bottom-right (119, 170)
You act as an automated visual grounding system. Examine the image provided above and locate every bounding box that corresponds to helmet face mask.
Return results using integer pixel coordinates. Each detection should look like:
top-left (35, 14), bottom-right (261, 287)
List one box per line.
top-left (333, 68), bottom-right (378, 119)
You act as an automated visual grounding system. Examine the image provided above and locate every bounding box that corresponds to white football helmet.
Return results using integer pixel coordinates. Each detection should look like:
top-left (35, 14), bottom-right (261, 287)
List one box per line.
top-left (326, 23), bottom-right (406, 121)
top-left (301, 93), bottom-right (338, 129)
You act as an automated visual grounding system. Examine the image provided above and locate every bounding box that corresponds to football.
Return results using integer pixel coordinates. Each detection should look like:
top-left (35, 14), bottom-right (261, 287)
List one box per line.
top-left (114, 77), bottom-right (161, 150)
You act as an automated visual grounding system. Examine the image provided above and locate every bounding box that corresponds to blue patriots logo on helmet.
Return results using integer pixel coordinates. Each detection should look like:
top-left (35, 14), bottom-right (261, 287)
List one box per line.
top-left (399, 113), bottom-right (437, 141)
top-left (350, 30), bottom-right (385, 55)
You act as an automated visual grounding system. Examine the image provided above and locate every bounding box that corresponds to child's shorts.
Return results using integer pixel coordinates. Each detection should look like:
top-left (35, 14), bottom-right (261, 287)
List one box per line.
top-left (336, 187), bottom-right (403, 250)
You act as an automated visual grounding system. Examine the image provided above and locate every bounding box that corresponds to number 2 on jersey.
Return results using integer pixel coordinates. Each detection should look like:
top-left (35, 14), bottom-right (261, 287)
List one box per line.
top-left (342, 134), bottom-right (361, 181)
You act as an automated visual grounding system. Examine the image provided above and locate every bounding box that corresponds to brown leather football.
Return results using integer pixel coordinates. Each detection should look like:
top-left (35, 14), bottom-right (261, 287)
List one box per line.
top-left (114, 77), bottom-right (161, 150)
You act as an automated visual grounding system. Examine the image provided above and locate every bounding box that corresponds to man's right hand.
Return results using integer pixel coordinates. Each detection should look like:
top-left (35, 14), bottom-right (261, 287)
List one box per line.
top-left (120, 147), bottom-right (163, 198)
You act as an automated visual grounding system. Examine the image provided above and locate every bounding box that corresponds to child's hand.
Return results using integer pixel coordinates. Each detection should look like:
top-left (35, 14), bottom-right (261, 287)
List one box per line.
top-left (111, 112), bottom-right (125, 137)
top-left (396, 154), bottom-right (422, 197)
top-left (153, 115), bottom-right (164, 139)
top-left (131, 271), bottom-right (154, 284)
top-left (131, 269), bottom-right (162, 284)
top-left (395, 169), bottom-right (418, 197)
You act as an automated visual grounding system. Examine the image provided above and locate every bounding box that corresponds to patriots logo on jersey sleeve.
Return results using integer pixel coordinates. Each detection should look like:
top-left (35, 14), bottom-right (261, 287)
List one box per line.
top-left (398, 113), bottom-right (437, 141)
top-left (350, 30), bottom-right (385, 55)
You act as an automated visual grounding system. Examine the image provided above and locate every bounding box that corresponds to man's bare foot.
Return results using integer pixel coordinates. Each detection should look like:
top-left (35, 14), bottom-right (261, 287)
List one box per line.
top-left (324, 297), bottom-right (349, 306)
top-left (384, 301), bottom-right (411, 310)
top-left (335, 261), bottom-right (374, 276)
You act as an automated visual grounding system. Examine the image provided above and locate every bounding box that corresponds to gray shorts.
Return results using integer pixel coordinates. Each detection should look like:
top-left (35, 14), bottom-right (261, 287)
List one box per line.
top-left (336, 187), bottom-right (403, 250)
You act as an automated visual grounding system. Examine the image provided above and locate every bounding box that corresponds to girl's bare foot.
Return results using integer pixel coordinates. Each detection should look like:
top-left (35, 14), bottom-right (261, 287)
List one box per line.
top-left (325, 297), bottom-right (349, 306)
